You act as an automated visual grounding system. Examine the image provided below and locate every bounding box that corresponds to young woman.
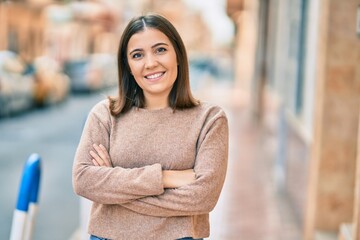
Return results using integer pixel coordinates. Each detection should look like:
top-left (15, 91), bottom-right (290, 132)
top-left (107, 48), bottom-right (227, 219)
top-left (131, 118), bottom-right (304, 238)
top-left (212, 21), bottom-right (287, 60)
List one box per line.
top-left (72, 13), bottom-right (228, 240)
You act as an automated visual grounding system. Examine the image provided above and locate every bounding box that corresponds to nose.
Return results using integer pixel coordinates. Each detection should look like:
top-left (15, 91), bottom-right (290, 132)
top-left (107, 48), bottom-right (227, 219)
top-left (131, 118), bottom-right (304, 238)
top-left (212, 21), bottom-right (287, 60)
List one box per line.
top-left (144, 54), bottom-right (158, 69)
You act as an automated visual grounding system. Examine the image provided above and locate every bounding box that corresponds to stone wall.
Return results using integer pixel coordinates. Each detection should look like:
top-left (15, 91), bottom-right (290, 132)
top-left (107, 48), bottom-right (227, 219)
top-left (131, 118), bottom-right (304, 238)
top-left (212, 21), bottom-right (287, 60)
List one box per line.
top-left (305, 0), bottom-right (360, 238)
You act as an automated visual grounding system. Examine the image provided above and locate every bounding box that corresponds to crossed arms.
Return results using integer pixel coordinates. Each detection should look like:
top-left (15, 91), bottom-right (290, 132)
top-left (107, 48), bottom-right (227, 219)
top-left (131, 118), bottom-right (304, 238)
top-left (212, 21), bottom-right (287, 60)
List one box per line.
top-left (72, 108), bottom-right (228, 217)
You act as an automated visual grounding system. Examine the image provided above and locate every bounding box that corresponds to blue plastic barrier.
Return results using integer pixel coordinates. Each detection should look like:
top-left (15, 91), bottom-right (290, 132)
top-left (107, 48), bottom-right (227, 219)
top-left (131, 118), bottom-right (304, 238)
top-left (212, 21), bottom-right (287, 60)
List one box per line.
top-left (10, 153), bottom-right (41, 240)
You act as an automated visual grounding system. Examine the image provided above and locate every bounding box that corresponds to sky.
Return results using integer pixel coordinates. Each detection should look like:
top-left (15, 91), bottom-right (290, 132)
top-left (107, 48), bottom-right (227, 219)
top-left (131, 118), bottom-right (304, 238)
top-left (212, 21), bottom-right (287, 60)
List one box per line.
top-left (184, 0), bottom-right (235, 46)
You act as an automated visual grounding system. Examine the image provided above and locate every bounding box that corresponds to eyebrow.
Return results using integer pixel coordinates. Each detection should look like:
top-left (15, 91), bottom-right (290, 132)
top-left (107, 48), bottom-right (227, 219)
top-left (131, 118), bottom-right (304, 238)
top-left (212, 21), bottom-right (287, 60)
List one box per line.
top-left (128, 42), bottom-right (169, 55)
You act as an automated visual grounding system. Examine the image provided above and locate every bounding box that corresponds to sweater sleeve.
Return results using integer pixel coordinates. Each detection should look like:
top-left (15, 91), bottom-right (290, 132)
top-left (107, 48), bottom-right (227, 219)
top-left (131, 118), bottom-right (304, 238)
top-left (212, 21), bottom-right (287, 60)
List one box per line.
top-left (122, 112), bottom-right (228, 217)
top-left (72, 101), bottom-right (164, 204)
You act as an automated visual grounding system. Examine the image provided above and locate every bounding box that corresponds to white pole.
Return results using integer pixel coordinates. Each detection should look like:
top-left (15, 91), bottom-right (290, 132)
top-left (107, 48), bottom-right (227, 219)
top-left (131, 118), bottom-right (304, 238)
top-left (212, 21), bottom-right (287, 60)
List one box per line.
top-left (24, 203), bottom-right (38, 240)
top-left (10, 210), bottom-right (27, 240)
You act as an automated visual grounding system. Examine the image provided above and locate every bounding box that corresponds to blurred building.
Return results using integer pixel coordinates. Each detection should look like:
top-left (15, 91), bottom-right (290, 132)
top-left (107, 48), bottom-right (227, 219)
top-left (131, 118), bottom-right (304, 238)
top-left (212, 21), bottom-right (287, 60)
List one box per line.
top-left (0, 0), bottom-right (121, 62)
top-left (228, 0), bottom-right (360, 239)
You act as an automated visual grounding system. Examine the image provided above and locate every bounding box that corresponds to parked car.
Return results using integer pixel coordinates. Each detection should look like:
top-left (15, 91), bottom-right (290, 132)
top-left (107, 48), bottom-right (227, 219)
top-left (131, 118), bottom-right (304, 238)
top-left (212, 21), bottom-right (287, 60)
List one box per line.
top-left (63, 53), bottom-right (117, 93)
top-left (0, 51), bottom-right (35, 117)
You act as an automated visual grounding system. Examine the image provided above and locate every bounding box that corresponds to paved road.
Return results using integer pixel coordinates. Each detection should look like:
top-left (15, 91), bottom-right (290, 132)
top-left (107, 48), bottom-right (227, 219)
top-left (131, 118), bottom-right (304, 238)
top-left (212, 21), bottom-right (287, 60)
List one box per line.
top-left (0, 88), bottom-right (115, 240)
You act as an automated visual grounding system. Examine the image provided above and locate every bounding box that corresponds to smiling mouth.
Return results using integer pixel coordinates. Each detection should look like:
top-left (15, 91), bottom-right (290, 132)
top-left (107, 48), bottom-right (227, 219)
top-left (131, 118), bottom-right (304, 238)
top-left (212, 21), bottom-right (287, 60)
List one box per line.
top-left (145, 72), bottom-right (165, 80)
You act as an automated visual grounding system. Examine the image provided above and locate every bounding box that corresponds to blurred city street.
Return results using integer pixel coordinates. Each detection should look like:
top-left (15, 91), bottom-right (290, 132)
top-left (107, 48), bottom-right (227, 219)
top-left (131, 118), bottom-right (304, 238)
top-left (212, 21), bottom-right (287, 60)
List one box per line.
top-left (1, 0), bottom-right (359, 240)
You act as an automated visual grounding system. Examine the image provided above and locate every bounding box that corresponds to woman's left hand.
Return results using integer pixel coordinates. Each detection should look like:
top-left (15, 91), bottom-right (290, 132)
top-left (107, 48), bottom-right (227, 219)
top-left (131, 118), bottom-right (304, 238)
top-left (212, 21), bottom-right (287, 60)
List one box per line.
top-left (90, 144), bottom-right (113, 167)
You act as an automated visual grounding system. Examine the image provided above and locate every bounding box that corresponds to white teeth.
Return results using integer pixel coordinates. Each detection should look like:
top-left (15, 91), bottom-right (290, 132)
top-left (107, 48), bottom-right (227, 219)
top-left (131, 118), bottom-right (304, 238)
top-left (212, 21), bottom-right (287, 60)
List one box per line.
top-left (146, 72), bottom-right (163, 79)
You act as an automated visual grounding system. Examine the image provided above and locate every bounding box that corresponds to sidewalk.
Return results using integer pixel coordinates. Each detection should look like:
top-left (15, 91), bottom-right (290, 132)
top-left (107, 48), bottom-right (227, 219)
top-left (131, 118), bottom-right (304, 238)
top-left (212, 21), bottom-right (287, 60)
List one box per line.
top-left (197, 85), bottom-right (303, 240)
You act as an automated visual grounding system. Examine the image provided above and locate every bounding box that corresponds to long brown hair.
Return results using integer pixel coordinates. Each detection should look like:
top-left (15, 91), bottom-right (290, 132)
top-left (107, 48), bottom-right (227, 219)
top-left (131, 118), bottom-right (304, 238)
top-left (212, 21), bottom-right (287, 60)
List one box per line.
top-left (109, 13), bottom-right (199, 116)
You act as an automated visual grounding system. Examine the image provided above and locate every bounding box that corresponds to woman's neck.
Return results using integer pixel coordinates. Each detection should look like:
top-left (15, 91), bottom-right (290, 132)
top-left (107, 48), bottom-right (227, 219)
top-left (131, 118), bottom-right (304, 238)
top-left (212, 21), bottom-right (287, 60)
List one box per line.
top-left (144, 95), bottom-right (169, 110)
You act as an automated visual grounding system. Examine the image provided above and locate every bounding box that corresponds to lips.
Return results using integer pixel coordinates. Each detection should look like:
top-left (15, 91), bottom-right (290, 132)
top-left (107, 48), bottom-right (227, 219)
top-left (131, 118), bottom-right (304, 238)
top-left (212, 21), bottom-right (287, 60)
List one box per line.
top-left (144, 72), bottom-right (165, 81)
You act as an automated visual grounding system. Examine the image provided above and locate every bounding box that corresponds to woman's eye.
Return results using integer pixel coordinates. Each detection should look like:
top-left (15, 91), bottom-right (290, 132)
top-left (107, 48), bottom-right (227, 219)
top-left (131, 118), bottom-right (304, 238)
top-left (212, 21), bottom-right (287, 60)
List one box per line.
top-left (156, 47), bottom-right (167, 54)
top-left (132, 53), bottom-right (142, 59)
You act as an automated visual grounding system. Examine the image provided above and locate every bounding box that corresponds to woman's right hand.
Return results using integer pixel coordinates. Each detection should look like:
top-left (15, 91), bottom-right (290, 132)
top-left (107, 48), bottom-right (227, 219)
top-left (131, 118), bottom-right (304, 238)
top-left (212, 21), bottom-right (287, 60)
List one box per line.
top-left (162, 169), bottom-right (196, 189)
top-left (90, 144), bottom-right (113, 167)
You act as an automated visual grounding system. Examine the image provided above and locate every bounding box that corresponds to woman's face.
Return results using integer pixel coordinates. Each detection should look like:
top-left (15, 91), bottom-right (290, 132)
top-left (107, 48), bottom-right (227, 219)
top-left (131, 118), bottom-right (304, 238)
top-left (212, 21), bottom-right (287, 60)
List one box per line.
top-left (127, 28), bottom-right (178, 106)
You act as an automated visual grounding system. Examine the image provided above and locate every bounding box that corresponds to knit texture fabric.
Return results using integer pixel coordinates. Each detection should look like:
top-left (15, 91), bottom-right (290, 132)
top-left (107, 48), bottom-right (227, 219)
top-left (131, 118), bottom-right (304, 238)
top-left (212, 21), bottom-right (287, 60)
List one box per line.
top-left (72, 99), bottom-right (229, 240)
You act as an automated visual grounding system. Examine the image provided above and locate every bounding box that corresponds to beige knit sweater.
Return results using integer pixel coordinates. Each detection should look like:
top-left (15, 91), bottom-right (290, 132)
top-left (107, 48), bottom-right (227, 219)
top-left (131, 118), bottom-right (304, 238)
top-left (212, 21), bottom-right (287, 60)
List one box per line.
top-left (72, 99), bottom-right (228, 240)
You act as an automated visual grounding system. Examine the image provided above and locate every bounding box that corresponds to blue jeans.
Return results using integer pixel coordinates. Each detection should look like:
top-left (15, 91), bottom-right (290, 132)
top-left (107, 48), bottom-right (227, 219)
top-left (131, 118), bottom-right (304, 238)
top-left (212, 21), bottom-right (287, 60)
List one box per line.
top-left (178, 238), bottom-right (204, 240)
top-left (90, 235), bottom-right (203, 240)
top-left (90, 235), bottom-right (108, 240)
